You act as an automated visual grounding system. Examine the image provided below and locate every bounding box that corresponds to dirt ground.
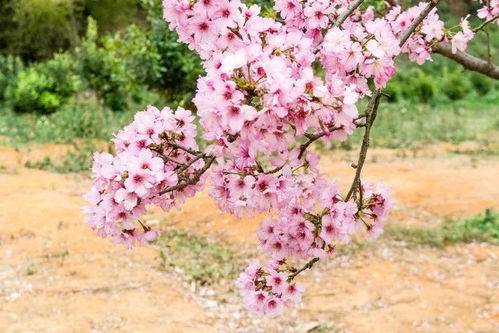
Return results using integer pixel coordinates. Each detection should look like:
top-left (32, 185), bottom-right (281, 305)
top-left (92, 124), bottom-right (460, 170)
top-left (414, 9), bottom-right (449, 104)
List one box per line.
top-left (0, 143), bottom-right (498, 332)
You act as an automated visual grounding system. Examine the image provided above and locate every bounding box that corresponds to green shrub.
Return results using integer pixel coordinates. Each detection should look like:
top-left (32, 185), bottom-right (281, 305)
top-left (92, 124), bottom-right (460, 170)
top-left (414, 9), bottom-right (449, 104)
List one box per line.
top-left (412, 71), bottom-right (437, 102)
top-left (469, 72), bottom-right (493, 96)
top-left (83, 0), bottom-right (142, 34)
top-left (441, 68), bottom-right (471, 100)
top-left (0, 55), bottom-right (24, 102)
top-left (383, 80), bottom-right (401, 103)
top-left (391, 68), bottom-right (437, 103)
top-left (52, 98), bottom-right (117, 139)
top-left (76, 17), bottom-right (168, 111)
top-left (140, 0), bottom-right (202, 107)
top-left (5, 54), bottom-right (81, 114)
top-left (76, 18), bottom-right (129, 111)
top-left (7, 0), bottom-right (84, 61)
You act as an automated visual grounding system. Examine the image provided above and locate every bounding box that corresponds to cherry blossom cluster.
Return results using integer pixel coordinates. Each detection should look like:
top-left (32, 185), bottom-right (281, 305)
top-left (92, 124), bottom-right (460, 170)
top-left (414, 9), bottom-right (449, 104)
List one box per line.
top-left (83, 0), bottom-right (497, 317)
top-left (236, 259), bottom-right (304, 317)
top-left (82, 105), bottom-right (208, 248)
top-left (257, 182), bottom-right (393, 257)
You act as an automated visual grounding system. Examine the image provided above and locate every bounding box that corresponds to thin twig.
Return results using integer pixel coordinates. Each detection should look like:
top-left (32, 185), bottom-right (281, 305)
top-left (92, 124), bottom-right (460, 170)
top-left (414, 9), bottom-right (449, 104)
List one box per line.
top-left (473, 14), bottom-right (499, 33)
top-left (288, 257), bottom-right (320, 281)
top-left (159, 156), bottom-right (215, 195)
top-left (163, 155), bottom-right (184, 165)
top-left (176, 154), bottom-right (205, 173)
top-left (345, 91), bottom-right (382, 201)
top-left (166, 141), bottom-right (205, 157)
top-left (265, 164), bottom-right (285, 174)
top-left (298, 126), bottom-right (342, 159)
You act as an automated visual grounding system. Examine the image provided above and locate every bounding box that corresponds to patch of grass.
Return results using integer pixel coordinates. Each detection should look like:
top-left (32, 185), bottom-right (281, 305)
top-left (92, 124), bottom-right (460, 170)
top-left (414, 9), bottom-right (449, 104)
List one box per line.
top-left (323, 92), bottom-right (499, 151)
top-left (385, 209), bottom-right (499, 247)
top-left (0, 100), bottom-right (135, 146)
top-left (25, 143), bottom-right (96, 173)
top-left (450, 145), bottom-right (499, 157)
top-left (368, 101), bottom-right (497, 149)
top-left (156, 229), bottom-right (245, 286)
top-left (0, 164), bottom-right (19, 174)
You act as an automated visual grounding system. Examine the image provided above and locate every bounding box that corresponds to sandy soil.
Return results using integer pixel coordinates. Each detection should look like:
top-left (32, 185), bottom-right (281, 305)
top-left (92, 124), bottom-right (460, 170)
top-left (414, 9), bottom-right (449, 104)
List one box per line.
top-left (0, 144), bottom-right (498, 332)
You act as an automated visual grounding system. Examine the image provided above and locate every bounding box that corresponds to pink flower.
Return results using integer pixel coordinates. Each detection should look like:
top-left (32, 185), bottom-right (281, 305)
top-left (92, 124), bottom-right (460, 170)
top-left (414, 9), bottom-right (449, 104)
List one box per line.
top-left (222, 105), bottom-right (258, 133)
top-left (320, 214), bottom-right (338, 244)
top-left (265, 297), bottom-right (285, 317)
top-left (477, 0), bottom-right (498, 21)
top-left (274, 0), bottom-right (301, 19)
top-left (282, 283), bottom-right (304, 303)
top-left (265, 271), bottom-right (288, 293)
top-left (451, 31), bottom-right (472, 54)
top-left (303, 1), bottom-right (332, 29)
top-left (124, 170), bottom-right (154, 197)
top-left (114, 188), bottom-right (138, 211)
top-left (244, 291), bottom-right (268, 313)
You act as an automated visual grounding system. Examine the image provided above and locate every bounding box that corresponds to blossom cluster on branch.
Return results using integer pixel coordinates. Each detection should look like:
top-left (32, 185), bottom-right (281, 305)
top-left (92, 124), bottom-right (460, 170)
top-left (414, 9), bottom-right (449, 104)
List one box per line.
top-left (83, 0), bottom-right (498, 316)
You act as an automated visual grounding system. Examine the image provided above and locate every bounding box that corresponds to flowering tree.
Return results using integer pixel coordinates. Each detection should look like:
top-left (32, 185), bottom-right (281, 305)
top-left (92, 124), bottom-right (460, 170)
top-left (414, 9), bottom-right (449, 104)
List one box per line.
top-left (83, 0), bottom-right (498, 316)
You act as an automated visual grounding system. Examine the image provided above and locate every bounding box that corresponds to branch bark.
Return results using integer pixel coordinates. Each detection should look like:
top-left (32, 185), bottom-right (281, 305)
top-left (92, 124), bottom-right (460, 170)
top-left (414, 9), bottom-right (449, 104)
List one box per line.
top-left (334, 0), bottom-right (365, 27)
top-left (298, 125), bottom-right (342, 159)
top-left (432, 42), bottom-right (499, 80)
top-left (345, 91), bottom-right (382, 202)
top-left (287, 257), bottom-right (320, 281)
top-left (473, 15), bottom-right (499, 33)
top-left (159, 156), bottom-right (215, 195)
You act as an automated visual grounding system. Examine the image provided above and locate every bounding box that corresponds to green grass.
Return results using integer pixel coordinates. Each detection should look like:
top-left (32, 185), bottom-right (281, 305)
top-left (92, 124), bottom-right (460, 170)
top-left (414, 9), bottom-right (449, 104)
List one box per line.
top-left (385, 209), bottom-right (499, 248)
top-left (156, 229), bottom-right (246, 286)
top-left (4, 96), bottom-right (498, 151)
top-left (24, 143), bottom-right (97, 173)
top-left (335, 92), bottom-right (499, 150)
top-left (0, 99), bottom-right (136, 146)
top-left (152, 212), bottom-right (497, 290)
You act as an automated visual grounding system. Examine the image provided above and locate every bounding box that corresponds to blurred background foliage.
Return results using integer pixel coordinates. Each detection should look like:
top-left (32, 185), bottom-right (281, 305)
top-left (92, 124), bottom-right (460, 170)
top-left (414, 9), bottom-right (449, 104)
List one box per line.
top-left (0, 0), bottom-right (497, 147)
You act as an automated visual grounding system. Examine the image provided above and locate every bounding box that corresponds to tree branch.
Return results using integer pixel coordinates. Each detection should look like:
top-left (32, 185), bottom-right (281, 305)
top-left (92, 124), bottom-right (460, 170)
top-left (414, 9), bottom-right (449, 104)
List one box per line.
top-left (165, 141), bottom-right (206, 157)
top-left (432, 42), bottom-right (499, 80)
top-left (345, 91), bottom-right (382, 202)
top-left (399, 0), bottom-right (439, 47)
top-left (298, 126), bottom-right (342, 159)
top-left (473, 14), bottom-right (499, 33)
top-left (334, 0), bottom-right (365, 27)
top-left (159, 156), bottom-right (215, 195)
top-left (287, 257), bottom-right (320, 281)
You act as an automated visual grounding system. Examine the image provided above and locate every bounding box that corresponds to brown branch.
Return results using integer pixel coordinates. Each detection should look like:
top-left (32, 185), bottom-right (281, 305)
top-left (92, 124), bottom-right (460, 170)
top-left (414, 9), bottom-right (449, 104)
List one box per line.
top-left (165, 141), bottom-right (204, 156)
top-left (163, 155), bottom-right (183, 165)
top-left (394, 0), bottom-right (499, 79)
top-left (385, 0), bottom-right (399, 7)
top-left (399, 0), bottom-right (439, 47)
top-left (342, 0), bottom-right (437, 202)
top-left (265, 164), bottom-right (285, 174)
top-left (298, 126), bottom-right (342, 159)
top-left (176, 154), bottom-right (205, 173)
top-left (334, 0), bottom-right (366, 27)
top-left (159, 156), bottom-right (215, 195)
top-left (432, 42), bottom-right (499, 80)
top-left (287, 257), bottom-right (320, 281)
top-left (473, 14), bottom-right (499, 33)
top-left (345, 91), bottom-right (382, 202)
